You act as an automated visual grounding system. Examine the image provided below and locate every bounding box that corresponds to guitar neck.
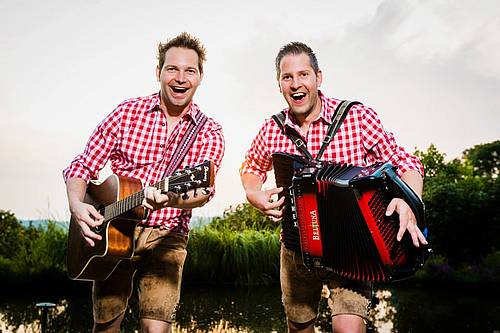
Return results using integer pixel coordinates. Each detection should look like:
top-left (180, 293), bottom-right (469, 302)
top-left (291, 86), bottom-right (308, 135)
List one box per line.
top-left (102, 178), bottom-right (169, 222)
top-left (101, 160), bottom-right (213, 222)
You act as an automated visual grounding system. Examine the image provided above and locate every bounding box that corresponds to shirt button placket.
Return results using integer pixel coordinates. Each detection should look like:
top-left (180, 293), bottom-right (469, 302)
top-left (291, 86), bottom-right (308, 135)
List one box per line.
top-left (160, 119), bottom-right (167, 149)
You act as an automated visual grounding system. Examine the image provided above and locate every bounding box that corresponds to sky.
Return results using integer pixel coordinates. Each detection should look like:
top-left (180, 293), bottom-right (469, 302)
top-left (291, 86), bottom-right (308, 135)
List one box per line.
top-left (0, 0), bottom-right (499, 221)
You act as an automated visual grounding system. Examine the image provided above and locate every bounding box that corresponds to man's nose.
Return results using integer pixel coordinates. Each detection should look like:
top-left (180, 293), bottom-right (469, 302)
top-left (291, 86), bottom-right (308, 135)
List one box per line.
top-left (290, 76), bottom-right (301, 89)
top-left (175, 71), bottom-right (186, 83)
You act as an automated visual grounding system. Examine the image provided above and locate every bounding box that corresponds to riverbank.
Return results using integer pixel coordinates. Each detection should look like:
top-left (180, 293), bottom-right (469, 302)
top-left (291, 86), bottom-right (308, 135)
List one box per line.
top-left (1, 283), bottom-right (498, 333)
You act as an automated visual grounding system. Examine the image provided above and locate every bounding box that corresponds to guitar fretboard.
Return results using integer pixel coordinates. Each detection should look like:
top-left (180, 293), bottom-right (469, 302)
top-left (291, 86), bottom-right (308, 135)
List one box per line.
top-left (102, 178), bottom-right (168, 221)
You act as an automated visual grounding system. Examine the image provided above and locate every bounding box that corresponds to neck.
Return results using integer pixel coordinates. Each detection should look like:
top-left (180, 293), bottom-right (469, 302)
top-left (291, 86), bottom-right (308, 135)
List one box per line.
top-left (295, 98), bottom-right (322, 128)
top-left (159, 93), bottom-right (191, 119)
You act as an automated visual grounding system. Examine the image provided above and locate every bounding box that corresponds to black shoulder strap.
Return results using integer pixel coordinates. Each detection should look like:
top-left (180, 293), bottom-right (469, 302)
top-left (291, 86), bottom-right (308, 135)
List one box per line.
top-left (272, 100), bottom-right (361, 161)
top-left (163, 112), bottom-right (208, 178)
top-left (315, 100), bottom-right (361, 161)
top-left (272, 111), bottom-right (313, 160)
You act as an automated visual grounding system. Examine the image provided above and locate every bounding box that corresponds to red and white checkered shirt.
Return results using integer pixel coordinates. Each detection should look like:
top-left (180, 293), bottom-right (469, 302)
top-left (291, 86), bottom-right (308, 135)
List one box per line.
top-left (63, 92), bottom-right (225, 234)
top-left (240, 91), bottom-right (423, 180)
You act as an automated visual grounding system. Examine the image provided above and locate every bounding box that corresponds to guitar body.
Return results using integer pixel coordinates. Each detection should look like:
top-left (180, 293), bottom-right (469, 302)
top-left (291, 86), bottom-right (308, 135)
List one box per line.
top-left (66, 160), bottom-right (214, 281)
top-left (67, 174), bottom-right (146, 281)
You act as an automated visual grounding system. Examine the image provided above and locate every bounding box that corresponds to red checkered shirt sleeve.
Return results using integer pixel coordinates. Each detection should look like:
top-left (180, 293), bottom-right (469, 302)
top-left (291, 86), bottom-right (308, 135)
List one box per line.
top-left (360, 105), bottom-right (424, 177)
top-left (63, 106), bottom-right (122, 182)
top-left (240, 119), bottom-right (279, 183)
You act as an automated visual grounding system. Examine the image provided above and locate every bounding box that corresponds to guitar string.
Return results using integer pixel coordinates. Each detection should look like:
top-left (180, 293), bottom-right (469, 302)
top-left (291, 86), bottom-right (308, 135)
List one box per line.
top-left (102, 165), bottom-right (207, 221)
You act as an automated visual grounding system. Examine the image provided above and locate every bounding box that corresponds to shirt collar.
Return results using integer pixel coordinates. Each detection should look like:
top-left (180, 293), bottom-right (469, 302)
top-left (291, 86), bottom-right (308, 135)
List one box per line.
top-left (147, 91), bottom-right (200, 125)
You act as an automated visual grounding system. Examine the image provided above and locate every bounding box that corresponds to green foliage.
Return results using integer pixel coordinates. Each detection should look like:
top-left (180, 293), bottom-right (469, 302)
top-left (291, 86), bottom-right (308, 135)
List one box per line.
top-left (0, 211), bottom-right (67, 279)
top-left (480, 250), bottom-right (500, 282)
top-left (184, 226), bottom-right (280, 286)
top-left (463, 140), bottom-right (500, 177)
top-left (209, 203), bottom-right (279, 232)
top-left (415, 142), bottom-right (499, 268)
top-left (184, 203), bottom-right (281, 285)
top-left (11, 221), bottom-right (67, 274)
top-left (0, 210), bottom-right (25, 258)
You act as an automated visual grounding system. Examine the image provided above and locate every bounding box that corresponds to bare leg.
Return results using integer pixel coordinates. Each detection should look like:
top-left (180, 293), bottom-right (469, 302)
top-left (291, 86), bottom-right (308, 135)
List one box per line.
top-left (332, 314), bottom-right (366, 333)
top-left (140, 318), bottom-right (172, 333)
top-left (287, 318), bottom-right (316, 333)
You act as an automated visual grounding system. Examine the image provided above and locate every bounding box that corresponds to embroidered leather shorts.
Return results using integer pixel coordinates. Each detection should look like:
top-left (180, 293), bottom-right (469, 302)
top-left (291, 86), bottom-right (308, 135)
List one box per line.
top-left (92, 226), bottom-right (188, 324)
top-left (280, 245), bottom-right (372, 324)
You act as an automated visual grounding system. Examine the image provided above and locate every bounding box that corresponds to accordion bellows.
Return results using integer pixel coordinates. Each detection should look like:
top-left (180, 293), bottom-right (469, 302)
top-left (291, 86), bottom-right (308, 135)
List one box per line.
top-left (273, 152), bottom-right (430, 282)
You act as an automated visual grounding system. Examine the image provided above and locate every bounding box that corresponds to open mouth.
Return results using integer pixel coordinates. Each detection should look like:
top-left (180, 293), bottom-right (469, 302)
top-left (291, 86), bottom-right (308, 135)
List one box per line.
top-left (291, 92), bottom-right (306, 102)
top-left (171, 86), bottom-right (189, 94)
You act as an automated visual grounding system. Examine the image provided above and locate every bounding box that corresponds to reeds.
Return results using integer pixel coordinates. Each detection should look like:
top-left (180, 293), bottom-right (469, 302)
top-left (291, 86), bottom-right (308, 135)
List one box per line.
top-left (184, 204), bottom-right (281, 286)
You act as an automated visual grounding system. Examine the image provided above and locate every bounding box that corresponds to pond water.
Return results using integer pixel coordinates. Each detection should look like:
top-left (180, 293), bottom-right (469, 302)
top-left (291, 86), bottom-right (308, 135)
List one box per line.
top-left (0, 284), bottom-right (498, 332)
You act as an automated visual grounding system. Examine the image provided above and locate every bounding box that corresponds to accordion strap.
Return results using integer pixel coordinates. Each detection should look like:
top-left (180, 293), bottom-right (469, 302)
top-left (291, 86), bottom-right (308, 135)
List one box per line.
top-left (272, 111), bottom-right (314, 160)
top-left (316, 100), bottom-right (361, 161)
top-left (272, 100), bottom-right (361, 161)
top-left (162, 112), bottom-right (208, 178)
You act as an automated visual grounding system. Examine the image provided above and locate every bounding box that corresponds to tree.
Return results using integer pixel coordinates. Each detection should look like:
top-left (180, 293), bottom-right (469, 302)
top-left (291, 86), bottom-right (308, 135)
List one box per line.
top-left (463, 140), bottom-right (500, 178)
top-left (0, 210), bottom-right (25, 259)
top-left (415, 143), bottom-right (499, 266)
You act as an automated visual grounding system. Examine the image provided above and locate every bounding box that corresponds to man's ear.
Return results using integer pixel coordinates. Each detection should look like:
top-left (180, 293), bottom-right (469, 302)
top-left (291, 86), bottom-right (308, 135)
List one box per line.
top-left (278, 81), bottom-right (282, 93)
top-left (156, 66), bottom-right (161, 82)
top-left (200, 71), bottom-right (204, 83)
top-left (317, 70), bottom-right (323, 87)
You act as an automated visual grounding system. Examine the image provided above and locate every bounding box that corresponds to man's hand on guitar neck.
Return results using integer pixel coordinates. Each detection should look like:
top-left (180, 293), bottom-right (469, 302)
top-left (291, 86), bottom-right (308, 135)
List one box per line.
top-left (142, 187), bottom-right (212, 211)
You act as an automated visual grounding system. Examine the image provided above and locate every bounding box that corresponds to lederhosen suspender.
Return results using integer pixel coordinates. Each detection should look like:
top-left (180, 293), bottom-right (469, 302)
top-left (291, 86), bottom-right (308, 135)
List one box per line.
top-left (272, 100), bottom-right (361, 161)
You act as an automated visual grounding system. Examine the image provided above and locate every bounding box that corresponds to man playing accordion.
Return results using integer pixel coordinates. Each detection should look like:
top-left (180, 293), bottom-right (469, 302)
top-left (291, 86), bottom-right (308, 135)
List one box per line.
top-left (240, 41), bottom-right (427, 333)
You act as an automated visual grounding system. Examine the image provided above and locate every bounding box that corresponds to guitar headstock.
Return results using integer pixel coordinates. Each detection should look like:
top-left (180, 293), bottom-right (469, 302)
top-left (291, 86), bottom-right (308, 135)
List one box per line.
top-left (161, 160), bottom-right (214, 194)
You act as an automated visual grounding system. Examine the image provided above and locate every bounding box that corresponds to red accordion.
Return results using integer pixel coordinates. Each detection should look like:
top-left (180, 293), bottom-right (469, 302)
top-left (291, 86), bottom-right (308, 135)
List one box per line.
top-left (273, 152), bottom-right (430, 282)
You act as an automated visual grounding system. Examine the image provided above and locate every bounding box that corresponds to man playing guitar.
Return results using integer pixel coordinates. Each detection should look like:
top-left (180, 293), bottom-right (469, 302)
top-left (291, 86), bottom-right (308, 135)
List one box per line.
top-left (63, 32), bottom-right (225, 333)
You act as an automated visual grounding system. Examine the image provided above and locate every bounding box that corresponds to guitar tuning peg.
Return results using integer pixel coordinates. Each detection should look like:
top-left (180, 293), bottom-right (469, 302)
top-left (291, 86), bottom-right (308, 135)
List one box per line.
top-left (193, 188), bottom-right (198, 198)
top-left (201, 188), bottom-right (210, 195)
top-left (182, 193), bottom-right (190, 200)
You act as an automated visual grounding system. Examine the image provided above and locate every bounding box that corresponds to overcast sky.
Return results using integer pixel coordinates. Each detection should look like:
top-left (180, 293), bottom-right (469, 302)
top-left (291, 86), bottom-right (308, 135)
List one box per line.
top-left (1, 0), bottom-right (499, 220)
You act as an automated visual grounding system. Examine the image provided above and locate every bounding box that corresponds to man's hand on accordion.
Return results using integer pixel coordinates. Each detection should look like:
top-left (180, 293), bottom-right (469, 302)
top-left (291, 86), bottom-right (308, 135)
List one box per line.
top-left (386, 198), bottom-right (428, 247)
top-left (245, 187), bottom-right (285, 222)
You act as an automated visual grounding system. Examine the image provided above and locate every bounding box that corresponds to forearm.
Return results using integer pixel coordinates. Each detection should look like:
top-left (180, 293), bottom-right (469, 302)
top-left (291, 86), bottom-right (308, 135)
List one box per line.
top-left (241, 173), bottom-right (264, 196)
top-left (66, 177), bottom-right (88, 211)
top-left (401, 170), bottom-right (423, 199)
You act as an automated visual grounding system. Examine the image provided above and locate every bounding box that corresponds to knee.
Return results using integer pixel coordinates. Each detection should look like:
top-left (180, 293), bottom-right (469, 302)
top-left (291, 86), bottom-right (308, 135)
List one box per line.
top-left (332, 314), bottom-right (366, 333)
top-left (288, 318), bottom-right (316, 333)
top-left (93, 312), bottom-right (124, 333)
top-left (140, 318), bottom-right (172, 333)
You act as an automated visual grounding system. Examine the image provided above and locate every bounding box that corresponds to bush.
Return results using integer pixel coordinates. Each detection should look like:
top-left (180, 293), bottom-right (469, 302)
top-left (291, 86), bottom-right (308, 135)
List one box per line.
top-left (184, 227), bottom-right (280, 286)
top-left (480, 250), bottom-right (500, 283)
top-left (209, 203), bottom-right (279, 232)
top-left (0, 210), bottom-right (67, 279)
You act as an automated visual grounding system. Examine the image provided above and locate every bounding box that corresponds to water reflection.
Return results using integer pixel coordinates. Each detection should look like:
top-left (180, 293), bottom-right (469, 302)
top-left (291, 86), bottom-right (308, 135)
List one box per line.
top-left (0, 285), bottom-right (498, 332)
top-left (371, 290), bottom-right (396, 332)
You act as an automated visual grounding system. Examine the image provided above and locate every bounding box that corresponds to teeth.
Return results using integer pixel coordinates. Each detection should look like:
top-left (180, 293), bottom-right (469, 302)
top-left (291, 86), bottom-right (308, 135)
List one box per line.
top-left (172, 87), bottom-right (188, 93)
top-left (292, 93), bottom-right (306, 100)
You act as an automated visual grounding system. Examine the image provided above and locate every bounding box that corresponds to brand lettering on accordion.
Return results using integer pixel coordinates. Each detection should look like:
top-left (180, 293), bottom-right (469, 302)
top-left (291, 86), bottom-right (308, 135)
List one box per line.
top-left (310, 210), bottom-right (320, 240)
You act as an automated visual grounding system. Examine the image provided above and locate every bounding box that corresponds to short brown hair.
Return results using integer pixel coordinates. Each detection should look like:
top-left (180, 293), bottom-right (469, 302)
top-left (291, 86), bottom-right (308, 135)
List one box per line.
top-left (157, 32), bottom-right (207, 73)
top-left (275, 42), bottom-right (319, 79)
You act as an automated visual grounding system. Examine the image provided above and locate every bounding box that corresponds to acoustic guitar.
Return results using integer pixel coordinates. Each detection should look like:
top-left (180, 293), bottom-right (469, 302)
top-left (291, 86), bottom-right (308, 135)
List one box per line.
top-left (66, 160), bottom-right (213, 281)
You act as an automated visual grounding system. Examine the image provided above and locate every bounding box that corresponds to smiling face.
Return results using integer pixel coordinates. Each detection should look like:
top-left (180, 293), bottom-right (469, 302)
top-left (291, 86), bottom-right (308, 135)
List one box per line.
top-left (156, 47), bottom-right (203, 114)
top-left (278, 53), bottom-right (322, 123)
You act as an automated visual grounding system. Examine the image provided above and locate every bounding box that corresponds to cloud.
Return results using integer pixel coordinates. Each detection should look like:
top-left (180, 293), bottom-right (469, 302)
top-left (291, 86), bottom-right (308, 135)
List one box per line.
top-left (357, 0), bottom-right (500, 79)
